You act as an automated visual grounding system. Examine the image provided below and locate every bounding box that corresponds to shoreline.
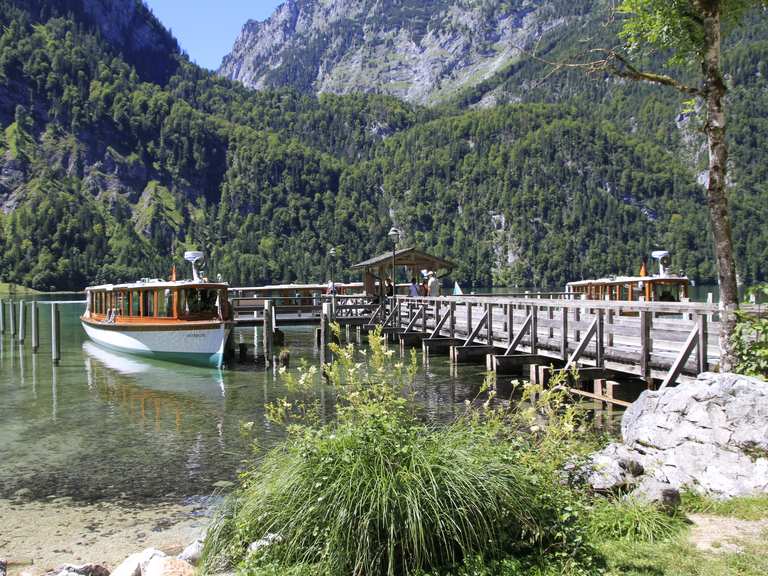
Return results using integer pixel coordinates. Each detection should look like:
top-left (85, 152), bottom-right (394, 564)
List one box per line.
top-left (0, 497), bottom-right (212, 575)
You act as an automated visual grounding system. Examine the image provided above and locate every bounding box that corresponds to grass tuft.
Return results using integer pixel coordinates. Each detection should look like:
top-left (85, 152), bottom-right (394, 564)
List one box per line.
top-left (587, 497), bottom-right (685, 543)
top-left (681, 492), bottom-right (768, 521)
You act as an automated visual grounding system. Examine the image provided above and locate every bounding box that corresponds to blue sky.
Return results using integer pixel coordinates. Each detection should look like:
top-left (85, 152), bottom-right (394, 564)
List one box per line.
top-left (144, 1), bottom-right (284, 70)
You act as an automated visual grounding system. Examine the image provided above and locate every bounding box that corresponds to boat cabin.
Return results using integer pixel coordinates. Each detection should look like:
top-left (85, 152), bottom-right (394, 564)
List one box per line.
top-left (566, 275), bottom-right (689, 302)
top-left (566, 250), bottom-right (690, 303)
top-left (85, 281), bottom-right (231, 324)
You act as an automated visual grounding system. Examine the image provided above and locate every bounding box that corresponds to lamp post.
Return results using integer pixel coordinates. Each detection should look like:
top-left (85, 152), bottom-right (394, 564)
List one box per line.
top-left (388, 227), bottom-right (400, 301)
top-left (329, 246), bottom-right (336, 287)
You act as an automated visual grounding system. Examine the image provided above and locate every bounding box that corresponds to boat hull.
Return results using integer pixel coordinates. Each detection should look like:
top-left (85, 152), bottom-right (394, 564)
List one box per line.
top-left (81, 319), bottom-right (231, 368)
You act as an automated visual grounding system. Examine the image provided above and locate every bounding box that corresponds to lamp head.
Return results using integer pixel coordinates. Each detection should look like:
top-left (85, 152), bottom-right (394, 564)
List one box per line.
top-left (388, 227), bottom-right (401, 243)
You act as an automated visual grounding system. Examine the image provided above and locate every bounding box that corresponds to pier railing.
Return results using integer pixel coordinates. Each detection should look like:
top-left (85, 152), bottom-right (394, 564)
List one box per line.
top-left (380, 295), bottom-right (722, 386)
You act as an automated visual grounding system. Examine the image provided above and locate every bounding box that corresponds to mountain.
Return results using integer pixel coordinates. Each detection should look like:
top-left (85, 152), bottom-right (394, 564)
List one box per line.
top-left (219, 0), bottom-right (580, 106)
top-left (0, 0), bottom-right (765, 291)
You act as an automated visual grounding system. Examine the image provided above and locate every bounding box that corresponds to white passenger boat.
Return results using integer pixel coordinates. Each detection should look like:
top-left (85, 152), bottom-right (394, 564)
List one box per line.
top-left (81, 252), bottom-right (233, 368)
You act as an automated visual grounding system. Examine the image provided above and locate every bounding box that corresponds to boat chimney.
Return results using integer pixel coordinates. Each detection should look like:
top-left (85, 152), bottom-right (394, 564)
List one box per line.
top-left (650, 250), bottom-right (671, 277)
top-left (184, 251), bottom-right (205, 282)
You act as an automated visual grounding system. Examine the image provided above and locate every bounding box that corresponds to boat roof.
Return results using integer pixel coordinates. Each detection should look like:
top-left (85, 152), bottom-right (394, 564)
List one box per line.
top-left (566, 274), bottom-right (689, 288)
top-left (230, 282), bottom-right (364, 291)
top-left (86, 279), bottom-right (229, 291)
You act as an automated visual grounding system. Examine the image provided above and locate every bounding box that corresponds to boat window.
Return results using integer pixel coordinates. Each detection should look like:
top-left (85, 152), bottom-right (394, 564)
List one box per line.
top-left (131, 291), bottom-right (140, 316)
top-left (142, 290), bottom-right (154, 317)
top-left (156, 289), bottom-right (173, 317)
top-left (182, 288), bottom-right (218, 315)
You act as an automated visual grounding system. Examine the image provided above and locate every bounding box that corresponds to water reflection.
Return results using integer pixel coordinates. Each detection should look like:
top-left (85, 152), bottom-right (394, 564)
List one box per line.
top-left (0, 301), bottom-right (578, 504)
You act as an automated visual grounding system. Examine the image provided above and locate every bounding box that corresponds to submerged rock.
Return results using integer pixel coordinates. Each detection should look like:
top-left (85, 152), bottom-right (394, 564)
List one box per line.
top-left (49, 564), bottom-right (110, 576)
top-left (110, 548), bottom-right (165, 576)
top-left (176, 538), bottom-right (203, 566)
top-left (587, 373), bottom-right (768, 500)
top-left (142, 557), bottom-right (193, 576)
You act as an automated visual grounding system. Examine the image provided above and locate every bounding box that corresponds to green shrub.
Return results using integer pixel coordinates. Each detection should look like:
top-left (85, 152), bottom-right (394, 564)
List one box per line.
top-left (587, 497), bottom-right (685, 543)
top-left (202, 328), bottom-right (602, 576)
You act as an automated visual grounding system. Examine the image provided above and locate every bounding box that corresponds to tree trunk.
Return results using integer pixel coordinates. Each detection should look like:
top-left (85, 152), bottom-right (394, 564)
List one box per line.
top-left (700, 1), bottom-right (739, 371)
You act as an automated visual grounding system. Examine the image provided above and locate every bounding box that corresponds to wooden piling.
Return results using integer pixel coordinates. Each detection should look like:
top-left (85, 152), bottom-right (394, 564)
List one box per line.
top-left (18, 300), bottom-right (25, 344)
top-left (9, 300), bottom-right (16, 337)
top-left (0, 299), bottom-right (4, 334)
top-left (263, 300), bottom-right (273, 364)
top-left (31, 301), bottom-right (39, 352)
top-left (253, 311), bottom-right (260, 360)
top-left (51, 303), bottom-right (61, 365)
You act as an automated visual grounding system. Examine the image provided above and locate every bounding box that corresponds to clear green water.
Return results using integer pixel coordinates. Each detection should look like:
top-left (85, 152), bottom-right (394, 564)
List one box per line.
top-left (0, 299), bottom-right (486, 504)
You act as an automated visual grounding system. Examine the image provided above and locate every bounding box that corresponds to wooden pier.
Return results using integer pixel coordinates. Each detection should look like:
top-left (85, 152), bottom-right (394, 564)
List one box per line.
top-left (329, 294), bottom-right (725, 407)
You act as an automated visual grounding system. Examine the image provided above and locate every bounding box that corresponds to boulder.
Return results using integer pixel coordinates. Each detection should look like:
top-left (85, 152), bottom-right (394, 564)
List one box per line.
top-left (50, 565), bottom-right (110, 576)
top-left (110, 549), bottom-right (165, 576)
top-left (141, 558), bottom-right (194, 576)
top-left (586, 373), bottom-right (768, 500)
top-left (176, 539), bottom-right (204, 566)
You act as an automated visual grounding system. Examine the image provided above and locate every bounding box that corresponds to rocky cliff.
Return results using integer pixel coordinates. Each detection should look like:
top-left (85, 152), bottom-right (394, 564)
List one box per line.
top-left (219, 0), bottom-right (574, 105)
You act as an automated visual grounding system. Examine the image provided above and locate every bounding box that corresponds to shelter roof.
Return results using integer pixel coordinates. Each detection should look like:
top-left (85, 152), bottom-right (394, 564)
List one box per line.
top-left (350, 247), bottom-right (455, 271)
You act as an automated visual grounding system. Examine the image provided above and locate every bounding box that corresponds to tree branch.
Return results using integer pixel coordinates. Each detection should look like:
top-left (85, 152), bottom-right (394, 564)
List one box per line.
top-left (513, 44), bottom-right (702, 97)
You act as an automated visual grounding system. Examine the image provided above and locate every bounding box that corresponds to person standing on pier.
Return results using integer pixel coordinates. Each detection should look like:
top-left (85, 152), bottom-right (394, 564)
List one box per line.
top-left (409, 278), bottom-right (420, 297)
top-left (427, 271), bottom-right (440, 297)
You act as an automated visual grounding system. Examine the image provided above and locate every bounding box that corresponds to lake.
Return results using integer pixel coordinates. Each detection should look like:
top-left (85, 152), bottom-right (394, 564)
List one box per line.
top-left (0, 299), bottom-right (490, 504)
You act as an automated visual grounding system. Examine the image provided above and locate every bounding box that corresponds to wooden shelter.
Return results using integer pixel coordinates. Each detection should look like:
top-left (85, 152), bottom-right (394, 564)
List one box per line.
top-left (350, 247), bottom-right (455, 298)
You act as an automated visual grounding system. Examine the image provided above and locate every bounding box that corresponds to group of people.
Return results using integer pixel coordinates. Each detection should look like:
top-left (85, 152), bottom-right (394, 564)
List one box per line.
top-left (407, 271), bottom-right (440, 297)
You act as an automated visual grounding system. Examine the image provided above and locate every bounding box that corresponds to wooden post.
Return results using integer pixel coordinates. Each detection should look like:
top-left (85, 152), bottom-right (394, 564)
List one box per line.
top-left (422, 300), bottom-right (428, 333)
top-left (0, 299), bottom-right (4, 334)
top-left (697, 313), bottom-right (708, 373)
top-left (640, 310), bottom-right (652, 381)
top-left (595, 309), bottom-right (604, 367)
top-left (449, 301), bottom-right (456, 339)
top-left (51, 303), bottom-right (61, 366)
top-left (320, 302), bottom-right (331, 365)
top-left (547, 305), bottom-right (554, 339)
top-left (31, 301), bottom-right (39, 353)
top-left (18, 300), bottom-right (25, 344)
top-left (560, 306), bottom-right (568, 361)
top-left (466, 302), bottom-right (472, 337)
top-left (263, 300), bottom-right (273, 364)
top-left (506, 304), bottom-right (513, 344)
top-left (606, 308), bottom-right (614, 347)
top-left (530, 305), bottom-right (538, 354)
top-left (574, 304), bottom-right (580, 342)
top-left (9, 300), bottom-right (16, 337)
top-left (486, 303), bottom-right (493, 344)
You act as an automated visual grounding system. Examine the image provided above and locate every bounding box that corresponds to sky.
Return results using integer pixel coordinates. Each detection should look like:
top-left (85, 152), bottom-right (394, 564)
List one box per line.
top-left (143, 1), bottom-right (284, 70)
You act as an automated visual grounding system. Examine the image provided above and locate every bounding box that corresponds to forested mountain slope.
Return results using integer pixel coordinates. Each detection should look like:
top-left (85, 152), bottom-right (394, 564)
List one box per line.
top-left (0, 0), bottom-right (765, 290)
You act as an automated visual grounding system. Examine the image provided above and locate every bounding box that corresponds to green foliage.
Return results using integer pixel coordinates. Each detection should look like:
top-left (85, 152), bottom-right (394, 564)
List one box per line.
top-left (201, 331), bottom-right (602, 576)
top-left (619, 0), bottom-right (765, 64)
top-left (733, 285), bottom-right (768, 378)
top-left (587, 497), bottom-right (685, 543)
top-left (0, 0), bottom-right (767, 290)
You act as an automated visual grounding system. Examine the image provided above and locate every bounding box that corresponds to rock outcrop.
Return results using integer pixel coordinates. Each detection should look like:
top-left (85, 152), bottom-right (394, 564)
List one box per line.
top-left (219, 0), bottom-right (571, 105)
top-left (587, 373), bottom-right (768, 500)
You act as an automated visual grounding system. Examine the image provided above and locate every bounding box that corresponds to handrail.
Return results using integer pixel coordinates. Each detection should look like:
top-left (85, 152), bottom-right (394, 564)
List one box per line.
top-left (392, 295), bottom-right (719, 314)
